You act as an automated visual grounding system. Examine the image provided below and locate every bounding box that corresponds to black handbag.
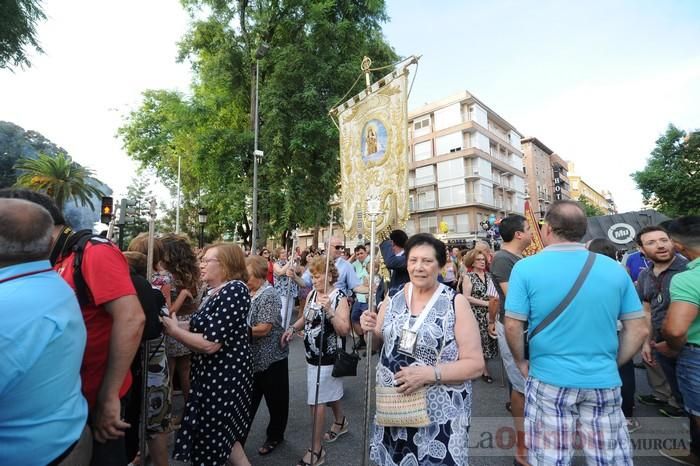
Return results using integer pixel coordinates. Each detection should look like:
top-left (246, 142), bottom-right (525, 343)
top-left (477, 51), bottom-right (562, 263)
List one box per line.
top-left (332, 333), bottom-right (361, 378)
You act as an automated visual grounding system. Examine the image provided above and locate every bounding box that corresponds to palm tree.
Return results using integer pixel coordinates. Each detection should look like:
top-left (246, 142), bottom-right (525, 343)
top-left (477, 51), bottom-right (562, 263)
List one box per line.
top-left (14, 152), bottom-right (105, 210)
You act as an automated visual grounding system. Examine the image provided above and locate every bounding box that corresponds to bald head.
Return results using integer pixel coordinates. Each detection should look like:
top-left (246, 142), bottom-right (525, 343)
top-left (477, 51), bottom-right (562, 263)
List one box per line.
top-left (544, 200), bottom-right (588, 243)
top-left (0, 198), bottom-right (54, 266)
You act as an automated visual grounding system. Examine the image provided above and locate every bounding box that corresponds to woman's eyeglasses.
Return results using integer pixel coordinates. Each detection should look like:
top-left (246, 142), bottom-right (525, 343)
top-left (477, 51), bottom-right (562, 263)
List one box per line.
top-left (201, 258), bottom-right (219, 265)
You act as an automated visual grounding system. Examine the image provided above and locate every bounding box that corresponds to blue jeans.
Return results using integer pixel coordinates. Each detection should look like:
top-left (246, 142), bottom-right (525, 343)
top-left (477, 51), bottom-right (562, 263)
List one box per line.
top-left (677, 345), bottom-right (700, 456)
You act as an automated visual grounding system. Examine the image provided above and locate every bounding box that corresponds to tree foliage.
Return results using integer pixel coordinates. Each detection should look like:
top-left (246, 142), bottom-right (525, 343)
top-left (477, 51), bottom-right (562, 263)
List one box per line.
top-left (632, 124), bottom-right (700, 217)
top-left (577, 197), bottom-right (606, 217)
top-left (14, 151), bottom-right (105, 211)
top-left (119, 0), bottom-right (398, 245)
top-left (0, 0), bottom-right (46, 69)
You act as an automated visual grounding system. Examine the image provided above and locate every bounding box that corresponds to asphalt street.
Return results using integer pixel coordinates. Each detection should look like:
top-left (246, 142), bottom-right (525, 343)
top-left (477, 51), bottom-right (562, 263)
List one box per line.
top-left (168, 337), bottom-right (688, 466)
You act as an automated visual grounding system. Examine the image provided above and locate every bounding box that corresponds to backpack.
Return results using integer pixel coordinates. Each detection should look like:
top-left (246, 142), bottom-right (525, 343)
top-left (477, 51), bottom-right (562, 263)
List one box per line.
top-left (63, 229), bottom-right (160, 339)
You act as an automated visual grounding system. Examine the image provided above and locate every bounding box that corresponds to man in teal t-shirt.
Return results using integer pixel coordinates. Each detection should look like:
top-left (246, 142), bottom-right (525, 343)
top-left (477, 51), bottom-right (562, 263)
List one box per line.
top-left (662, 216), bottom-right (700, 465)
top-left (505, 200), bottom-right (648, 466)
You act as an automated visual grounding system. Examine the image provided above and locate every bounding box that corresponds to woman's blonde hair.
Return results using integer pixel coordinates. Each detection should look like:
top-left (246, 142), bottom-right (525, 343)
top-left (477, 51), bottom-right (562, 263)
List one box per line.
top-left (307, 256), bottom-right (338, 285)
top-left (463, 248), bottom-right (487, 269)
top-left (207, 243), bottom-right (248, 283)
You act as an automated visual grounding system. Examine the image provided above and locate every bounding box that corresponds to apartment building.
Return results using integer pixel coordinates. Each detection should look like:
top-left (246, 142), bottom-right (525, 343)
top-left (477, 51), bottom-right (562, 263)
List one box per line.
top-left (405, 91), bottom-right (526, 241)
top-left (521, 137), bottom-right (571, 219)
top-left (568, 162), bottom-right (617, 214)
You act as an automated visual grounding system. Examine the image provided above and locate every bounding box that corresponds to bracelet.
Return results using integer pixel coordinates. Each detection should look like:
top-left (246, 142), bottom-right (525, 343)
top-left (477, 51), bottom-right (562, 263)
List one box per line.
top-left (433, 365), bottom-right (441, 384)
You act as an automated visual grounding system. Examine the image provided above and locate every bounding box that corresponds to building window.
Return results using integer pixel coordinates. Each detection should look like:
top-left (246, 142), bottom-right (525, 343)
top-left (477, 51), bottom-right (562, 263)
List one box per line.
top-left (456, 214), bottom-right (469, 233)
top-left (416, 189), bottom-right (436, 210)
top-left (415, 166), bottom-right (435, 186)
top-left (406, 219), bottom-right (417, 236)
top-left (433, 103), bottom-right (461, 130)
top-left (442, 215), bottom-right (455, 233)
top-left (419, 216), bottom-right (438, 234)
top-left (413, 140), bottom-right (432, 162)
top-left (435, 131), bottom-right (463, 155)
top-left (439, 183), bottom-right (466, 207)
top-left (437, 158), bottom-right (465, 181)
top-left (413, 117), bottom-right (431, 137)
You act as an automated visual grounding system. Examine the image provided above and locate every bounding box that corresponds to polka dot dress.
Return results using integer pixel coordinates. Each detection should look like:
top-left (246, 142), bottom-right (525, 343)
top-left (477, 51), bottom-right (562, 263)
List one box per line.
top-left (173, 280), bottom-right (253, 466)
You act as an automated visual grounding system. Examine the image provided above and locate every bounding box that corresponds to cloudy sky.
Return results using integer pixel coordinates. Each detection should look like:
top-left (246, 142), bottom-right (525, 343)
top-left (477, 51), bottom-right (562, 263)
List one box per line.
top-left (1, 0), bottom-right (699, 212)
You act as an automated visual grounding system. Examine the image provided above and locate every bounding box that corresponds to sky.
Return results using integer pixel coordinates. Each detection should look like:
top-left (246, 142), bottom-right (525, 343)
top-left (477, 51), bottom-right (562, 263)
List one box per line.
top-left (1, 0), bottom-right (699, 212)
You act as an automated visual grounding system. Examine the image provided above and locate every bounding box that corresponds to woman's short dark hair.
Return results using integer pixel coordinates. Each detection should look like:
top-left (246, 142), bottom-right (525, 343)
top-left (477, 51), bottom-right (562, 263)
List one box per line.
top-left (404, 233), bottom-right (447, 268)
top-left (587, 238), bottom-right (617, 260)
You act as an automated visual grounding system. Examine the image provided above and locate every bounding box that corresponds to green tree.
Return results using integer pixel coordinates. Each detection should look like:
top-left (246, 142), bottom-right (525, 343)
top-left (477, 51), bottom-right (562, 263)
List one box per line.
top-left (0, 0), bottom-right (46, 69)
top-left (14, 151), bottom-right (105, 210)
top-left (119, 0), bottom-right (398, 246)
top-left (577, 197), bottom-right (605, 217)
top-left (632, 124), bottom-right (700, 217)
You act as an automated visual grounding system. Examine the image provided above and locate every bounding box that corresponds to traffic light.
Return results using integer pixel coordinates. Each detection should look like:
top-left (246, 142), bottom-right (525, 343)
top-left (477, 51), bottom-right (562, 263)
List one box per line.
top-left (118, 198), bottom-right (138, 225)
top-left (100, 197), bottom-right (114, 224)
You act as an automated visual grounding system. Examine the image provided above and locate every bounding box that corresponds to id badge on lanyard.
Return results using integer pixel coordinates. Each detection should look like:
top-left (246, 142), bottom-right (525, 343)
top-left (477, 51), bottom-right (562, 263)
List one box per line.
top-left (398, 283), bottom-right (444, 357)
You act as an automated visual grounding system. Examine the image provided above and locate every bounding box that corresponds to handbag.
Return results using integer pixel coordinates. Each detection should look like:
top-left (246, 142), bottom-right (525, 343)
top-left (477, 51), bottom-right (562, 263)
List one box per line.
top-left (375, 385), bottom-right (430, 428)
top-left (332, 331), bottom-right (360, 377)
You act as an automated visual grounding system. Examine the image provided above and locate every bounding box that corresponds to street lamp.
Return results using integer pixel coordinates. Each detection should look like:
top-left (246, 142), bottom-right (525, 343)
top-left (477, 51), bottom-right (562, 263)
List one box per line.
top-left (251, 41), bottom-right (269, 253)
top-left (198, 207), bottom-right (208, 249)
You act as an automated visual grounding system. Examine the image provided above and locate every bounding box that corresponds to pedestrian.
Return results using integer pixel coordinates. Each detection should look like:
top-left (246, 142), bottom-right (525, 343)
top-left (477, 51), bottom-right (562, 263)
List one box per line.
top-left (122, 251), bottom-right (172, 466)
top-left (0, 188), bottom-right (146, 466)
top-left (633, 225), bottom-right (687, 419)
top-left (379, 229), bottom-right (410, 297)
top-left (462, 248), bottom-right (498, 383)
top-left (661, 216), bottom-right (700, 465)
top-left (0, 198), bottom-right (91, 466)
top-left (160, 234), bottom-right (200, 413)
top-left (360, 233), bottom-right (484, 466)
top-left (245, 255), bottom-right (289, 456)
top-left (505, 200), bottom-right (648, 465)
top-left (282, 256), bottom-right (351, 466)
top-left (274, 246), bottom-right (304, 328)
top-left (490, 214), bottom-right (532, 466)
top-left (587, 237), bottom-right (641, 433)
top-left (162, 243), bottom-right (253, 466)
top-left (350, 244), bottom-right (371, 349)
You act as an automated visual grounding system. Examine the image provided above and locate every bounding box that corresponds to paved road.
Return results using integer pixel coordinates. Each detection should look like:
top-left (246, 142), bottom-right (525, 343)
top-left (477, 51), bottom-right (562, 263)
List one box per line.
top-left (169, 337), bottom-right (687, 465)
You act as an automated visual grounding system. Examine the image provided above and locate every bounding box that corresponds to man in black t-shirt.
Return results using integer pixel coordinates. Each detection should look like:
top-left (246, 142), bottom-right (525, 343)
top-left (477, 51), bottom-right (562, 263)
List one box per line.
top-left (490, 215), bottom-right (531, 466)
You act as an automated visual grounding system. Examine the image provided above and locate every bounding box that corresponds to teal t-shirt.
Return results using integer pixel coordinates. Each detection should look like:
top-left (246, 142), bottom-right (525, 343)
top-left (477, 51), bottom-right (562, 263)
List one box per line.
top-left (670, 258), bottom-right (700, 345)
top-left (505, 244), bottom-right (643, 389)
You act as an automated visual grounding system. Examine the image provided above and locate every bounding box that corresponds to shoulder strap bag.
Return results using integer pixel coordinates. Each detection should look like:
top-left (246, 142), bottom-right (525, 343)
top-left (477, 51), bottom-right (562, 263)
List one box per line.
top-left (528, 251), bottom-right (597, 342)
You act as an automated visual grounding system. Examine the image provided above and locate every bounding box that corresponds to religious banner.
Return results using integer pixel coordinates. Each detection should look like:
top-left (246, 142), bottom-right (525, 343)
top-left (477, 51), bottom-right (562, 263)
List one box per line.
top-left (331, 62), bottom-right (411, 239)
top-left (522, 200), bottom-right (544, 256)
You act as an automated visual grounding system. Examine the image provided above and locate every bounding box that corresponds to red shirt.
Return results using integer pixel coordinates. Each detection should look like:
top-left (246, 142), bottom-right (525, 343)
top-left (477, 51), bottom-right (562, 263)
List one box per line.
top-left (54, 240), bottom-right (136, 408)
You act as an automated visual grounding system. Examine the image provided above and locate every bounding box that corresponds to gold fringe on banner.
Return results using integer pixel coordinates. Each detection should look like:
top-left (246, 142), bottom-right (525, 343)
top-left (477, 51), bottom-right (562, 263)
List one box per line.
top-left (522, 200), bottom-right (544, 256)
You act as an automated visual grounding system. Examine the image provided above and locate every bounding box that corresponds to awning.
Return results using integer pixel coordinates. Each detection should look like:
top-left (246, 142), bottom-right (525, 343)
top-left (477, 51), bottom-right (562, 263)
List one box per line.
top-left (582, 209), bottom-right (670, 249)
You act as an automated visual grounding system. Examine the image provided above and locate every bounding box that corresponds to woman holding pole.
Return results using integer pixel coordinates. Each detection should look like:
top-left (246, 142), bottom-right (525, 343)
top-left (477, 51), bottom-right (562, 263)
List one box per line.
top-left (282, 256), bottom-right (351, 466)
top-left (360, 233), bottom-right (484, 466)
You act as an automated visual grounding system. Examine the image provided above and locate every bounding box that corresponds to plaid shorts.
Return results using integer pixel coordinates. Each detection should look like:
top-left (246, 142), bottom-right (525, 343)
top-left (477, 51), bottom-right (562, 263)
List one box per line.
top-left (524, 377), bottom-right (632, 466)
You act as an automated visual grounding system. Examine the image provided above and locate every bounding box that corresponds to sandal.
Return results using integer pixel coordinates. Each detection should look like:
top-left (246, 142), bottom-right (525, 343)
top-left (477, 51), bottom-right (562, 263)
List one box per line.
top-left (296, 447), bottom-right (325, 466)
top-left (481, 374), bottom-right (494, 384)
top-left (323, 416), bottom-right (348, 442)
top-left (258, 438), bottom-right (281, 456)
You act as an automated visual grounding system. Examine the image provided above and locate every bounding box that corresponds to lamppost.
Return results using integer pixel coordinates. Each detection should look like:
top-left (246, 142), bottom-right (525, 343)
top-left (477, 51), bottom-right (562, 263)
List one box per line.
top-left (198, 208), bottom-right (208, 249)
top-left (251, 41), bottom-right (269, 253)
top-left (175, 153), bottom-right (181, 234)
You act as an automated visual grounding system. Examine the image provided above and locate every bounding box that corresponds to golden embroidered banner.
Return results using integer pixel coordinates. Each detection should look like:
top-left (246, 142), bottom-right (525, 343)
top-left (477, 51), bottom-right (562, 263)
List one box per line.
top-left (332, 67), bottom-right (410, 239)
top-left (523, 200), bottom-right (544, 256)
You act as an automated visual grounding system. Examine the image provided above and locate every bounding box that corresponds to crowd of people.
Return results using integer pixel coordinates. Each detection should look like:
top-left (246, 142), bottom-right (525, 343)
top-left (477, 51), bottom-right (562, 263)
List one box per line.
top-left (1, 188), bottom-right (699, 466)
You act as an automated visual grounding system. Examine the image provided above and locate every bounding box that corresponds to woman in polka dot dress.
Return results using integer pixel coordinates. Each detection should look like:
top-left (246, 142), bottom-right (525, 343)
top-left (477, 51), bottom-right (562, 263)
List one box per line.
top-left (162, 243), bottom-right (253, 466)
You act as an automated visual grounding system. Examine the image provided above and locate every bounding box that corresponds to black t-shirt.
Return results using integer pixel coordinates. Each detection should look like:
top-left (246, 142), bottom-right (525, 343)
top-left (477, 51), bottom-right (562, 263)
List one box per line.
top-left (490, 249), bottom-right (520, 323)
top-left (131, 273), bottom-right (165, 340)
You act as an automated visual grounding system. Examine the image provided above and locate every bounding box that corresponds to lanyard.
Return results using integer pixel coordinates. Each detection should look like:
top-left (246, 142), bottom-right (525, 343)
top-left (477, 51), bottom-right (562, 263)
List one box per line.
top-left (403, 283), bottom-right (445, 333)
top-left (0, 268), bottom-right (54, 285)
